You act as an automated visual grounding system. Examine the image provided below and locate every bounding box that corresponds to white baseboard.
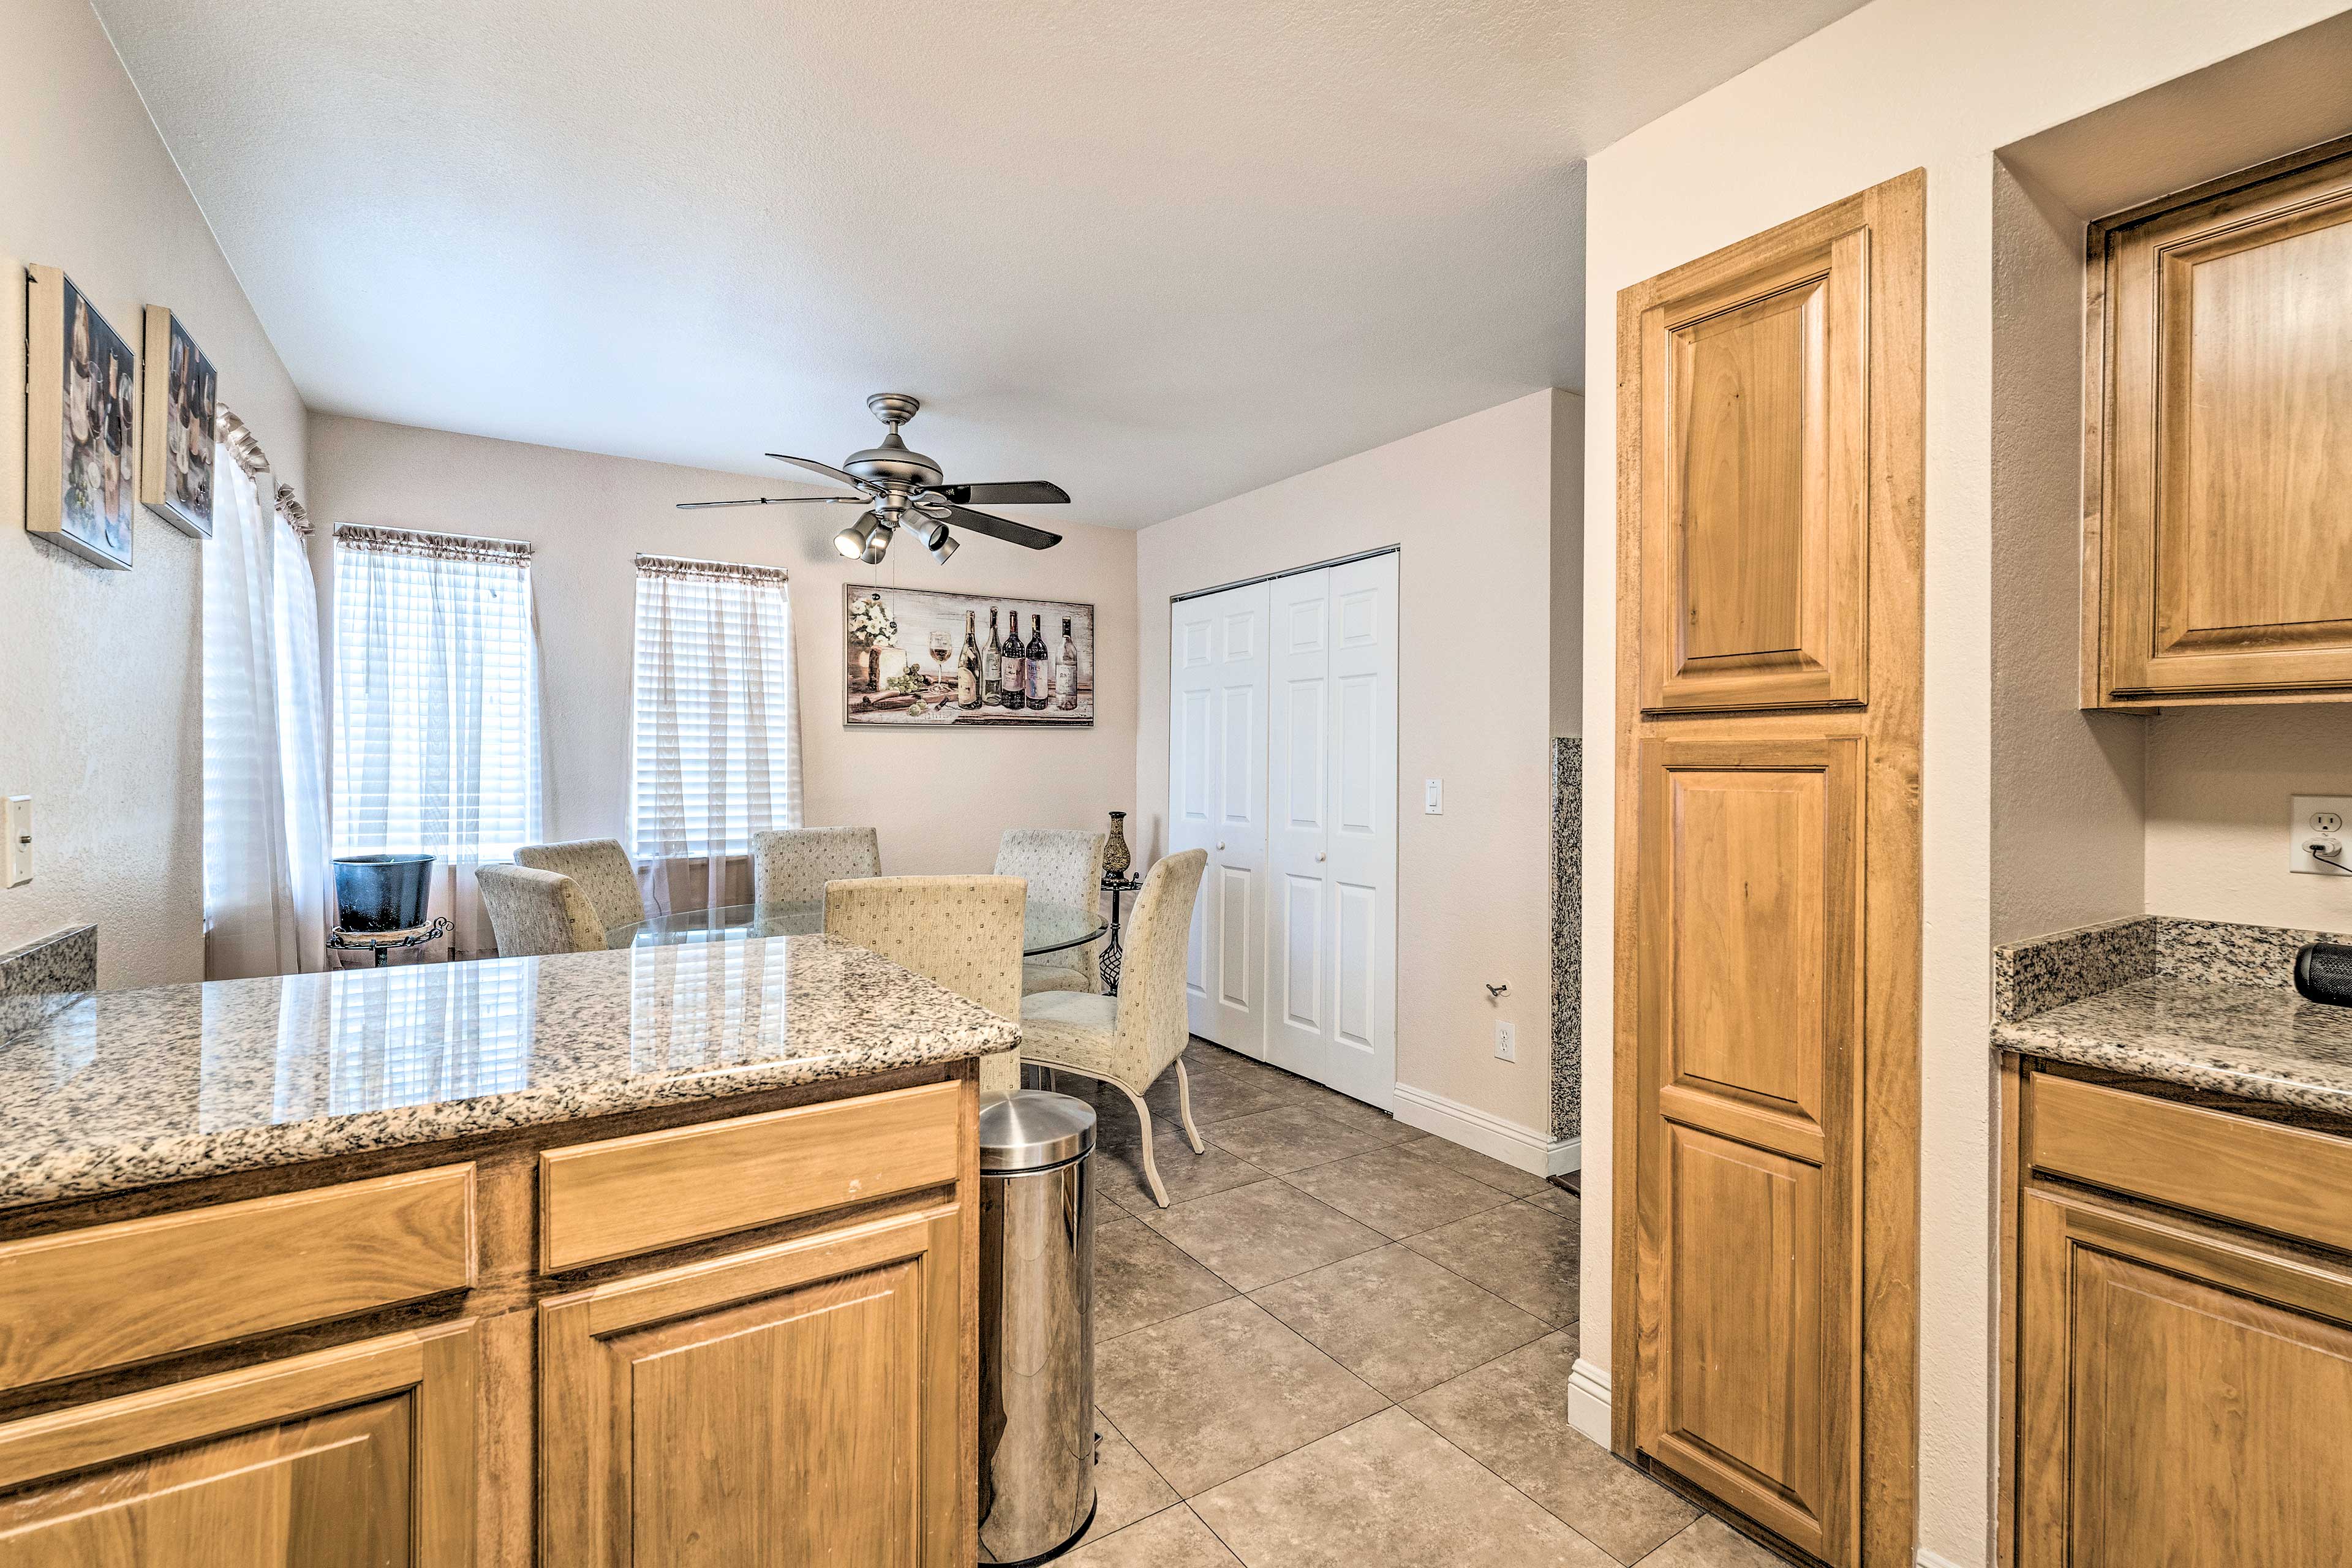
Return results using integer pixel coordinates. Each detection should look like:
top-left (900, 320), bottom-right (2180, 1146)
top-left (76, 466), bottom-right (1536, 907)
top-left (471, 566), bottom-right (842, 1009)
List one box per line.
top-left (1567, 1357), bottom-right (1611, 1445)
top-left (1392, 1082), bottom-right (1580, 1177)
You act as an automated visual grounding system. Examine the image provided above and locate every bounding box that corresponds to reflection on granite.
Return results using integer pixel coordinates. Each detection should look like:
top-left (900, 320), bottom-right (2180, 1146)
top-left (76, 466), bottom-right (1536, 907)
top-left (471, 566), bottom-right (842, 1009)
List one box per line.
top-left (0, 935), bottom-right (1016, 1211)
top-left (1992, 914), bottom-right (2352, 1023)
top-left (1994, 978), bottom-right (2352, 1114)
top-left (0, 925), bottom-right (98, 1040)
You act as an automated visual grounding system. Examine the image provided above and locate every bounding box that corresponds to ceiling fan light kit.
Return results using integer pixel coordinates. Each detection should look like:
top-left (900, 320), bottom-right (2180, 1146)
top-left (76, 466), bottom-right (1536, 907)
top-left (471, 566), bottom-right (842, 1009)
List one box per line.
top-left (680, 394), bottom-right (1071, 565)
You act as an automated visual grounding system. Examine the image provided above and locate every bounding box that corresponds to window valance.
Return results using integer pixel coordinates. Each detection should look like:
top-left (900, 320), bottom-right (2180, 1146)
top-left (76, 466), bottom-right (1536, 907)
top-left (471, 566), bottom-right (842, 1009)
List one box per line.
top-left (336, 523), bottom-right (533, 564)
top-left (635, 552), bottom-right (787, 587)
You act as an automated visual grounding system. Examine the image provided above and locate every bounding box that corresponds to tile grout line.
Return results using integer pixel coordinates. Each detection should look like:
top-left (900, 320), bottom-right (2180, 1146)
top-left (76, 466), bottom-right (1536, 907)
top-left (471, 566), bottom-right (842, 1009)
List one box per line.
top-left (1387, 1403), bottom-right (1630, 1567)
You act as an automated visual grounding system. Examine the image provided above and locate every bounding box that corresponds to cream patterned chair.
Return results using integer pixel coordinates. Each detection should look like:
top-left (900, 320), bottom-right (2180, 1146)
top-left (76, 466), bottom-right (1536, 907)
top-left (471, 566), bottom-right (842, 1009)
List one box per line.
top-left (514, 839), bottom-right (644, 933)
top-left (477, 864), bottom-right (607, 956)
top-left (1018, 849), bottom-right (1208, 1207)
top-left (751, 826), bottom-right (881, 907)
top-left (824, 876), bottom-right (1026, 1099)
top-left (993, 829), bottom-right (1107, 996)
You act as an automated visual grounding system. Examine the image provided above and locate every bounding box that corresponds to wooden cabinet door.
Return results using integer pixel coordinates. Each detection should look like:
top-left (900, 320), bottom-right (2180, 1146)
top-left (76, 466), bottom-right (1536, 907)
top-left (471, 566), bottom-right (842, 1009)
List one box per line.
top-left (541, 1204), bottom-right (965, 1568)
top-left (2094, 140), bottom-right (2352, 701)
top-left (1633, 738), bottom-right (1861, 1562)
top-left (2017, 1192), bottom-right (2352, 1566)
top-left (0, 1323), bottom-right (475, 1567)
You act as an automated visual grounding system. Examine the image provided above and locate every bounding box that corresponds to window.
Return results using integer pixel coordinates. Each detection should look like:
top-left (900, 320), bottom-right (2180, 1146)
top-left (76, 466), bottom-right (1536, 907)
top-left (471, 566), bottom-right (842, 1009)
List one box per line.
top-left (628, 554), bottom-right (802, 862)
top-left (331, 525), bottom-right (541, 863)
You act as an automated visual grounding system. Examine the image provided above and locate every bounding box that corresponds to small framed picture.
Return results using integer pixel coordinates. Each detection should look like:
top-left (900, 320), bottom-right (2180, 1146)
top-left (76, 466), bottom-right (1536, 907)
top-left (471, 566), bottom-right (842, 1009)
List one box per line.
top-left (140, 306), bottom-right (216, 538)
top-left (26, 266), bottom-right (137, 568)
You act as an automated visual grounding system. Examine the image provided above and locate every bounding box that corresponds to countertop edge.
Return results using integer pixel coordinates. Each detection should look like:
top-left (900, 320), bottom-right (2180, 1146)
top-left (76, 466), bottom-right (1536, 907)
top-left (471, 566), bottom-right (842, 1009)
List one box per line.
top-left (1992, 1015), bottom-right (2352, 1117)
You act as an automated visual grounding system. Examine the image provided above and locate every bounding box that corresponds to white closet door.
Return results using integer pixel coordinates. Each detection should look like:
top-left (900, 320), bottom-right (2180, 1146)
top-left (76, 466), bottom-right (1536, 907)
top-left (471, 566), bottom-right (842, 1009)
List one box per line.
top-left (1319, 554), bottom-right (1398, 1107)
top-left (1168, 581), bottom-right (1270, 1054)
top-left (1266, 568), bottom-right (1334, 1076)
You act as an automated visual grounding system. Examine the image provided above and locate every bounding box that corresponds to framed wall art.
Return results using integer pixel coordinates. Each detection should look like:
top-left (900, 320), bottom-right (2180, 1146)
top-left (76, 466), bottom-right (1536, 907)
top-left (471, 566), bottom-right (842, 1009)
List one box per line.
top-left (26, 265), bottom-right (138, 568)
top-left (845, 583), bottom-right (1095, 728)
top-left (140, 305), bottom-right (217, 538)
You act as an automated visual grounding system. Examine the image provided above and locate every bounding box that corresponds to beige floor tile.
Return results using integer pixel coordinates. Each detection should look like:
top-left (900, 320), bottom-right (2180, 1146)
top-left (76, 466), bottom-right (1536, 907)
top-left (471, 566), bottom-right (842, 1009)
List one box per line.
top-left (1406, 1333), bottom-right (1696, 1563)
top-left (1095, 1127), bottom-right (1269, 1212)
top-left (1401, 1199), bottom-right (1580, 1325)
top-left (1280, 1142), bottom-right (1518, 1240)
top-left (1138, 1180), bottom-right (1388, 1292)
top-left (1287, 1088), bottom-right (1420, 1139)
top-left (1071, 1410), bottom-right (1182, 1550)
top-left (1093, 1298), bottom-right (1389, 1497)
top-left (1396, 1134), bottom-right (1553, 1196)
top-left (1635, 1517), bottom-right (1796, 1567)
top-left (1202, 1103), bottom-right (1413, 1175)
top-left (1097, 1216), bottom-right (1237, 1340)
top-left (1250, 1245), bottom-right (1548, 1400)
top-left (1190, 1407), bottom-right (1616, 1567)
top-left (1524, 1182), bottom-right (1578, 1216)
top-left (1064, 1504), bottom-right (1242, 1566)
top-left (1145, 1067), bottom-right (1306, 1128)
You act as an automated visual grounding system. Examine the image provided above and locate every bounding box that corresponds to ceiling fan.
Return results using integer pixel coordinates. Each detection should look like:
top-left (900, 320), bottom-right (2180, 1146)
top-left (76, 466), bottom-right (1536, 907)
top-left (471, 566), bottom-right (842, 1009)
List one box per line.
top-left (677, 393), bottom-right (1067, 565)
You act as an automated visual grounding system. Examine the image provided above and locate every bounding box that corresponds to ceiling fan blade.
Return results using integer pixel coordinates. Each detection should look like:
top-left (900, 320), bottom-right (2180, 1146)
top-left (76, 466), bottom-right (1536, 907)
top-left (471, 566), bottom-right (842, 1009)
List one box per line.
top-left (943, 505), bottom-right (1061, 551)
top-left (764, 452), bottom-right (869, 491)
top-left (931, 481), bottom-right (1070, 506)
top-left (675, 495), bottom-right (868, 511)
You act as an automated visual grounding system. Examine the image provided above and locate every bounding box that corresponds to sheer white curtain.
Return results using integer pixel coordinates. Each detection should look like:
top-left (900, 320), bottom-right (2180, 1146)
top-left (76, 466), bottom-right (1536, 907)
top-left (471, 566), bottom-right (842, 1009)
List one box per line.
top-left (627, 554), bottom-right (802, 914)
top-left (202, 449), bottom-right (331, 979)
top-left (332, 526), bottom-right (543, 959)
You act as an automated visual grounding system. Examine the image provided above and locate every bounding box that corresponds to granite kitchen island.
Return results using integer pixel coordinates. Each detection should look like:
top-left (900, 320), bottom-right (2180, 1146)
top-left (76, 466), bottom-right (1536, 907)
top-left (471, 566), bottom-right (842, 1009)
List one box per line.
top-left (0, 934), bottom-right (1015, 1565)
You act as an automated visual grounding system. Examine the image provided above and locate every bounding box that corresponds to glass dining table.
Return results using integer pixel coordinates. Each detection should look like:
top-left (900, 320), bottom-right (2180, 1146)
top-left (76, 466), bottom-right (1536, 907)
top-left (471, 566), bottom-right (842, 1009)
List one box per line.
top-left (605, 897), bottom-right (1108, 957)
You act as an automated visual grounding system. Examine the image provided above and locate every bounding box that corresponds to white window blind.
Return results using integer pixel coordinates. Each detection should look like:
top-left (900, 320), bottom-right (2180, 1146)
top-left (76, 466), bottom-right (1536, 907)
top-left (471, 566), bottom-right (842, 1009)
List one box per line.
top-left (331, 525), bottom-right (542, 861)
top-left (628, 554), bottom-right (802, 862)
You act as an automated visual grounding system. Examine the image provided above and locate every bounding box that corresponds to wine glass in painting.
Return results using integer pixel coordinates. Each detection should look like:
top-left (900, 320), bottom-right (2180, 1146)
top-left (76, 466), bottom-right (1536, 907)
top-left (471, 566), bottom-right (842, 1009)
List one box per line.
top-left (928, 628), bottom-right (952, 684)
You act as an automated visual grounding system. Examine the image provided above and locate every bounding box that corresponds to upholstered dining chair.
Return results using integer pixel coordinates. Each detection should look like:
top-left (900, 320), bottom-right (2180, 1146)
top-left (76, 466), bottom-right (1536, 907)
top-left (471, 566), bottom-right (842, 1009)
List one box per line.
top-left (824, 875), bottom-right (1027, 1100)
top-left (1018, 849), bottom-right (1208, 1207)
top-left (993, 828), bottom-right (1107, 995)
top-left (751, 826), bottom-right (881, 907)
top-left (477, 864), bottom-right (607, 957)
top-left (514, 838), bottom-right (644, 933)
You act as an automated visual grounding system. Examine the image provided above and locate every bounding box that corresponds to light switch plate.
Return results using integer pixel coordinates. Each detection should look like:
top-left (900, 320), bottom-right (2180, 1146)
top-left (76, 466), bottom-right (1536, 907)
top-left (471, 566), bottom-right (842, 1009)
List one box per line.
top-left (4, 796), bottom-right (29, 888)
top-left (1425, 778), bottom-right (1443, 815)
top-left (2289, 795), bottom-right (2352, 875)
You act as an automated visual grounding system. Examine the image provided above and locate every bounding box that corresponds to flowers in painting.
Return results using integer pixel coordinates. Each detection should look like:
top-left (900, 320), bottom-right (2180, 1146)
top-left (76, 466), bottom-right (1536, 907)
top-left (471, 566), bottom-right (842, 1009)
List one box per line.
top-left (848, 592), bottom-right (897, 647)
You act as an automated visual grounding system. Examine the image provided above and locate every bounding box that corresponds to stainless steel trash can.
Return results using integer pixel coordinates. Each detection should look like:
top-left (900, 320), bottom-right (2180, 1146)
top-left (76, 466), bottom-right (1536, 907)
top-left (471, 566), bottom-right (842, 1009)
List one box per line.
top-left (978, 1091), bottom-right (1098, 1564)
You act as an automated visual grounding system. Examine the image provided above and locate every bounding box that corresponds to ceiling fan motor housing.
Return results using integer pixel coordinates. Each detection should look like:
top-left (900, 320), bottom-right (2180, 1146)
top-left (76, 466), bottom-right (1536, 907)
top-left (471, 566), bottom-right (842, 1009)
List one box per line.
top-left (845, 393), bottom-right (943, 490)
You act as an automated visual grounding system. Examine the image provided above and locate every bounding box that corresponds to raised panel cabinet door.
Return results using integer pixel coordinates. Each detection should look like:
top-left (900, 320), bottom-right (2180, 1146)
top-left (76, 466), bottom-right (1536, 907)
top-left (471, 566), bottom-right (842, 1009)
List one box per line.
top-left (2097, 142), bottom-right (2352, 699)
top-left (0, 1322), bottom-right (476, 1568)
top-left (2016, 1193), bottom-right (2352, 1567)
top-left (1634, 737), bottom-right (1861, 1562)
top-left (1634, 214), bottom-right (1869, 713)
top-left (541, 1204), bottom-right (965, 1568)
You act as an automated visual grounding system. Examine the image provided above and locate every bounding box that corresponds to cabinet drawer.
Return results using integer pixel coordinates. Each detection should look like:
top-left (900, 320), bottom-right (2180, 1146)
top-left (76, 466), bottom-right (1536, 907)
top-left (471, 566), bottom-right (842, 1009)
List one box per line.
top-left (2028, 1073), bottom-right (2352, 1253)
top-left (538, 1082), bottom-right (962, 1272)
top-left (0, 1165), bottom-right (475, 1392)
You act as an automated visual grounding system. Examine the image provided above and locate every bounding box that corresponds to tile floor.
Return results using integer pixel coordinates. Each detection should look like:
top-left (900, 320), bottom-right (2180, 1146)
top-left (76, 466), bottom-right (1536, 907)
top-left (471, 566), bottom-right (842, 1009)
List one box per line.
top-left (1040, 1041), bottom-right (1790, 1568)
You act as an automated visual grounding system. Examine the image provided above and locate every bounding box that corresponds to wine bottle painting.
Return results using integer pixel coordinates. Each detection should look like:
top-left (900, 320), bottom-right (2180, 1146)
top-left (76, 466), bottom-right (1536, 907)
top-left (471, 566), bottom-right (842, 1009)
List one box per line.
top-left (843, 584), bottom-right (1096, 728)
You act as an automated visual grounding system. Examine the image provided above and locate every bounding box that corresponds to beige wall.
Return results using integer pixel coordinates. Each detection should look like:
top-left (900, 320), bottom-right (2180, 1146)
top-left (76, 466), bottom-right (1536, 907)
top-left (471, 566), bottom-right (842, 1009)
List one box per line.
top-left (2147, 708), bottom-right (2352, 929)
top-left (306, 416), bottom-right (1137, 876)
top-left (1134, 389), bottom-right (1578, 1148)
top-left (0, 0), bottom-right (308, 989)
top-left (1576, 4), bottom-right (2352, 1563)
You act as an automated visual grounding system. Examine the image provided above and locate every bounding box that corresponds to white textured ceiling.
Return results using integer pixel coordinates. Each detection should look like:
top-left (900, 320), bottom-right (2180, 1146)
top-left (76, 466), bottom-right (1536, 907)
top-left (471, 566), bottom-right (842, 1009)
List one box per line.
top-left (95, 0), bottom-right (1866, 528)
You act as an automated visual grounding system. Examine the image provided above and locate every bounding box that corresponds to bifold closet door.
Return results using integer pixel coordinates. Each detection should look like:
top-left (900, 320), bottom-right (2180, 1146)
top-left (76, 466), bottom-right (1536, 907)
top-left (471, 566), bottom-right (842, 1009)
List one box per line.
top-left (1169, 580), bottom-right (1270, 1054)
top-left (1267, 556), bottom-right (1398, 1107)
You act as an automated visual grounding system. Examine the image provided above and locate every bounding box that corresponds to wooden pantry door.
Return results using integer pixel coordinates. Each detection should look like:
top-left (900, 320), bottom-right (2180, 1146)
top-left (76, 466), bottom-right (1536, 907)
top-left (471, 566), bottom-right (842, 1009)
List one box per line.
top-left (1612, 170), bottom-right (1923, 1568)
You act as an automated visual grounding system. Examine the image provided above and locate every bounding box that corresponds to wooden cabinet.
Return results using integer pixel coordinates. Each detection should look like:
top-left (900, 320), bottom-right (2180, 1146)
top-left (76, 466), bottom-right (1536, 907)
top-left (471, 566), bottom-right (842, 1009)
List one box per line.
top-left (540, 1204), bottom-right (967, 1567)
top-left (0, 1324), bottom-right (475, 1567)
top-left (1614, 170), bottom-right (1923, 1568)
top-left (2086, 136), bottom-right (2352, 705)
top-left (2009, 1065), bottom-right (2352, 1565)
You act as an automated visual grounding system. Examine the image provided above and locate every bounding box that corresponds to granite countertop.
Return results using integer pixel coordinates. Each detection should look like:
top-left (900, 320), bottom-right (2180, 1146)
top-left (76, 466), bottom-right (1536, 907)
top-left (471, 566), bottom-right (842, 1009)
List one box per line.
top-left (1992, 915), bottom-right (2352, 1114)
top-left (0, 935), bottom-right (1017, 1212)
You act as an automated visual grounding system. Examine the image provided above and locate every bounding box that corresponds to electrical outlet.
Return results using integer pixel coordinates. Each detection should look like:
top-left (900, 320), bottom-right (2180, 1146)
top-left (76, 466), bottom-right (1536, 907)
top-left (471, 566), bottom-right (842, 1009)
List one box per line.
top-left (1493, 1020), bottom-right (1516, 1062)
top-left (2289, 796), bottom-right (2352, 875)
top-left (2, 797), bottom-right (28, 889)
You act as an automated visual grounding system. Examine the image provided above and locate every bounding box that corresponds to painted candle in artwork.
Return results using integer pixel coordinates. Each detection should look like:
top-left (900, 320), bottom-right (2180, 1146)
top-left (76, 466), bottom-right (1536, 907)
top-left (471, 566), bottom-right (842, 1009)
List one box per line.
top-left (140, 306), bottom-right (217, 538)
top-left (845, 583), bottom-right (1095, 727)
top-left (26, 266), bottom-right (138, 568)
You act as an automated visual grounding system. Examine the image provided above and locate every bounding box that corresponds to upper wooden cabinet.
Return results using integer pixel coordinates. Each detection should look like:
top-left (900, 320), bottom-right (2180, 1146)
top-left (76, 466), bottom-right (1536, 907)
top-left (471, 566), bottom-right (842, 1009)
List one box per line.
top-left (1630, 195), bottom-right (1878, 714)
top-left (2087, 137), bottom-right (2352, 704)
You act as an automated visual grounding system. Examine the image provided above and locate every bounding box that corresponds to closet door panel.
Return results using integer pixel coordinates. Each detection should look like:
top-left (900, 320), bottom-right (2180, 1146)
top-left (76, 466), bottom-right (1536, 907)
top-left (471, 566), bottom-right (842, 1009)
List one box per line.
top-left (1267, 570), bottom-right (1333, 1068)
top-left (1170, 581), bottom-right (1270, 1052)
